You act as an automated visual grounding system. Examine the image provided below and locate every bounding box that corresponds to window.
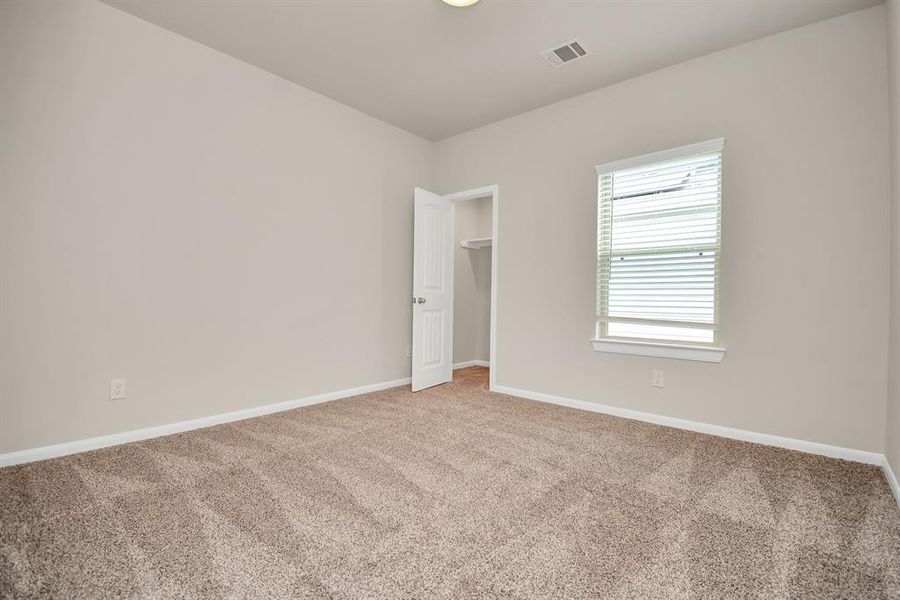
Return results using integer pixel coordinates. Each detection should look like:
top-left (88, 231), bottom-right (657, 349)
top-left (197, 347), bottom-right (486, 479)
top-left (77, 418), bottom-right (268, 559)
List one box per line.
top-left (593, 139), bottom-right (725, 362)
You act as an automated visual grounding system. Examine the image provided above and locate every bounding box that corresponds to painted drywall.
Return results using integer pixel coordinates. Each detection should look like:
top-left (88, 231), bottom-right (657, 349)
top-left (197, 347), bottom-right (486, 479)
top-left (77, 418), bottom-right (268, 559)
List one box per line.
top-left (436, 6), bottom-right (891, 453)
top-left (1, 0), bottom-right (893, 459)
top-left (0, 0), bottom-right (434, 454)
top-left (886, 0), bottom-right (900, 474)
top-left (452, 197), bottom-right (492, 364)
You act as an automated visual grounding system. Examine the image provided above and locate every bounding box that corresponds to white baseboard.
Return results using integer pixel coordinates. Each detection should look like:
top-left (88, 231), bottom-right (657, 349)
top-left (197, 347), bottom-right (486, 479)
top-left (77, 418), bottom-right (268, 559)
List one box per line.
top-left (5, 374), bottom-right (897, 509)
top-left (491, 384), bottom-right (885, 466)
top-left (0, 376), bottom-right (412, 468)
top-left (883, 457), bottom-right (900, 507)
top-left (453, 360), bottom-right (490, 369)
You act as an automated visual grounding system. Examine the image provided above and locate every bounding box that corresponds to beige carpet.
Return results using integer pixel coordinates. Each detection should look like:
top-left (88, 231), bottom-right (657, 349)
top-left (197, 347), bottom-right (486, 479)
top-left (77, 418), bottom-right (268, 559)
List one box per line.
top-left (1, 366), bottom-right (899, 598)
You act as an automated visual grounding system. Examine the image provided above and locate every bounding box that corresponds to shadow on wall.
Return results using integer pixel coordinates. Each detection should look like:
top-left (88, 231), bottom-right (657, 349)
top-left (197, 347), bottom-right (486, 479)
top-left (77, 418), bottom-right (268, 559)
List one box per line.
top-left (454, 196), bottom-right (492, 364)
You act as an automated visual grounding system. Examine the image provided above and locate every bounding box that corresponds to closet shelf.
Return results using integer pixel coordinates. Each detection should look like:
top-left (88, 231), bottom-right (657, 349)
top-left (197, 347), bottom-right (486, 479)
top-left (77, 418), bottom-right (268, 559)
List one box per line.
top-left (460, 237), bottom-right (492, 250)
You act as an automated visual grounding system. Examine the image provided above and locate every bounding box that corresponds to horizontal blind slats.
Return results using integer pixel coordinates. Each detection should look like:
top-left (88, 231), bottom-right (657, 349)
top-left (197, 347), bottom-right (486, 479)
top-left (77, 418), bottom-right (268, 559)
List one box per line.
top-left (612, 172), bottom-right (721, 197)
top-left (613, 152), bottom-right (721, 176)
top-left (596, 147), bottom-right (721, 344)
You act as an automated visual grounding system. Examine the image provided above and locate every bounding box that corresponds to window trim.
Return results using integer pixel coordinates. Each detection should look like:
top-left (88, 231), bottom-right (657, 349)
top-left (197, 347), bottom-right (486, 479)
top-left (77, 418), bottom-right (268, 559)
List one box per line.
top-left (594, 138), bottom-right (725, 177)
top-left (590, 338), bottom-right (725, 363)
top-left (593, 138), bottom-right (726, 361)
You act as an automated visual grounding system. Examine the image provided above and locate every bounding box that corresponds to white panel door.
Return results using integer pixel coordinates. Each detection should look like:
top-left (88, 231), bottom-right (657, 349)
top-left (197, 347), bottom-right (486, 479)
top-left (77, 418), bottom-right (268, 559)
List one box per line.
top-left (411, 187), bottom-right (454, 392)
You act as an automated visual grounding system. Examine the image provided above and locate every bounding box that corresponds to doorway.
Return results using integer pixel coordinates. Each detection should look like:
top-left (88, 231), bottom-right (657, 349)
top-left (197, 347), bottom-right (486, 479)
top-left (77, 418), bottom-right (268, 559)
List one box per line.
top-left (411, 185), bottom-right (498, 392)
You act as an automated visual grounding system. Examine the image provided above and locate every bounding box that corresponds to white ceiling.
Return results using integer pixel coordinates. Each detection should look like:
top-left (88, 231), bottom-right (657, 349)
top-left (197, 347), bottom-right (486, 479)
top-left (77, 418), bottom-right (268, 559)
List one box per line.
top-left (103, 0), bottom-right (880, 141)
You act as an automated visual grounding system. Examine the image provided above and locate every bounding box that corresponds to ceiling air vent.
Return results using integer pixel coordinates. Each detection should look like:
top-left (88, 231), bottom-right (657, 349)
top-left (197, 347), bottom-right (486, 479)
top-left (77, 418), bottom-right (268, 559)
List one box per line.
top-left (540, 39), bottom-right (590, 67)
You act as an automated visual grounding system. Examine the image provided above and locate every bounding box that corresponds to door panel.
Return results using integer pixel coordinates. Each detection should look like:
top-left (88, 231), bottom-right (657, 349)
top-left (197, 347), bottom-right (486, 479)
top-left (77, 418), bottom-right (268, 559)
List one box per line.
top-left (421, 309), bottom-right (445, 367)
top-left (412, 188), bottom-right (454, 391)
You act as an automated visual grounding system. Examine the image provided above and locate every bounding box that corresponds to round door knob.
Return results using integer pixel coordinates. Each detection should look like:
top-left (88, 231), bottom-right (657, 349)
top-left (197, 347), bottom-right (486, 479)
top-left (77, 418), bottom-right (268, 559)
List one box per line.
top-left (417, 297), bottom-right (426, 304)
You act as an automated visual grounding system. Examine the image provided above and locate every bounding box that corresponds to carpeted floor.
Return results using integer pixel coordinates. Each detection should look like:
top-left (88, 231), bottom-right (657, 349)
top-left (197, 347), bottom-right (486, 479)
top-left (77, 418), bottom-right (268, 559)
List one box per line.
top-left (1, 366), bottom-right (899, 598)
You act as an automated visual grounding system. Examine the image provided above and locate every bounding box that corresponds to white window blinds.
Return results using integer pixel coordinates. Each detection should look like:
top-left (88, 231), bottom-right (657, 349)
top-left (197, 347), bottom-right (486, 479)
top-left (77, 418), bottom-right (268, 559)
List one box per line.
top-left (596, 139), bottom-right (723, 346)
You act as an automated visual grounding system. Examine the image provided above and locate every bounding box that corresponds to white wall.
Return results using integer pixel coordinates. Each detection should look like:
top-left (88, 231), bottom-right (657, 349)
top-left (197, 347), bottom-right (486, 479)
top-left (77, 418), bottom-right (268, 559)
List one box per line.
top-left (1, 1), bottom-right (893, 459)
top-left (886, 0), bottom-right (900, 473)
top-left (452, 197), bottom-right (492, 364)
top-left (436, 7), bottom-right (891, 453)
top-left (0, 0), bottom-right (434, 454)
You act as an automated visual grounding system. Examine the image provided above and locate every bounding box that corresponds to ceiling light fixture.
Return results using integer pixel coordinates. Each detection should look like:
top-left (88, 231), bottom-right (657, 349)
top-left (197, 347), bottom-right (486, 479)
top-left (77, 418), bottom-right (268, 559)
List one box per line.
top-left (441, 0), bottom-right (480, 6)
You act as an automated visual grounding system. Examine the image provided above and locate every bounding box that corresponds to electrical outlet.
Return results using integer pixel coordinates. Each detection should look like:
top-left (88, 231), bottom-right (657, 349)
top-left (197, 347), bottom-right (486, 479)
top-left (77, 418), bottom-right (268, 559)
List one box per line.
top-left (110, 378), bottom-right (127, 400)
top-left (652, 369), bottom-right (664, 389)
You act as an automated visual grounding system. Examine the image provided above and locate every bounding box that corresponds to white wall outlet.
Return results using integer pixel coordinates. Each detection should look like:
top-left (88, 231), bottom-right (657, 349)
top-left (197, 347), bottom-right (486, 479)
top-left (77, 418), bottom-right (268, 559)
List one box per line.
top-left (652, 369), bottom-right (664, 388)
top-left (110, 378), bottom-right (127, 400)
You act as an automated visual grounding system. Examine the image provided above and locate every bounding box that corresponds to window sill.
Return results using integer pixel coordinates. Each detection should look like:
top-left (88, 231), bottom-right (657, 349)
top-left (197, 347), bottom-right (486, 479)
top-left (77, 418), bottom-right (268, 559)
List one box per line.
top-left (590, 339), bottom-right (726, 363)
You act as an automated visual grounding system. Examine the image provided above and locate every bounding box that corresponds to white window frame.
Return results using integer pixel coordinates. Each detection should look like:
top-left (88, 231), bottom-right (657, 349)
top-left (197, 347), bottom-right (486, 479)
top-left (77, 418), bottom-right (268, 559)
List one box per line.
top-left (591, 138), bottom-right (726, 363)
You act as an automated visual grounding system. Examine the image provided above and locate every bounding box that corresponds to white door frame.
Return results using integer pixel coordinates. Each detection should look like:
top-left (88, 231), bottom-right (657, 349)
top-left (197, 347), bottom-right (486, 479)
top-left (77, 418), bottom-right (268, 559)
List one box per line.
top-left (442, 184), bottom-right (499, 390)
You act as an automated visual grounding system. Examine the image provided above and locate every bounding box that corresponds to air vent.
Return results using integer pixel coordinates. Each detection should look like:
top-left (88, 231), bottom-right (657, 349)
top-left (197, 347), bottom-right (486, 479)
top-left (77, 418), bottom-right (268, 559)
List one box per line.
top-left (540, 39), bottom-right (590, 67)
